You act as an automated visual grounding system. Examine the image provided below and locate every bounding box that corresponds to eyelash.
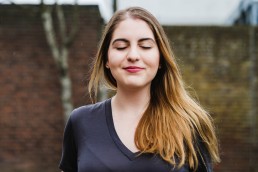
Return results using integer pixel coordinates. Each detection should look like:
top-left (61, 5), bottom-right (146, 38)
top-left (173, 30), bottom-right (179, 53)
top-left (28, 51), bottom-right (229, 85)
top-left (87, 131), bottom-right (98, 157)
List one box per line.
top-left (116, 47), bottom-right (127, 50)
top-left (115, 46), bottom-right (151, 50)
top-left (141, 46), bottom-right (151, 49)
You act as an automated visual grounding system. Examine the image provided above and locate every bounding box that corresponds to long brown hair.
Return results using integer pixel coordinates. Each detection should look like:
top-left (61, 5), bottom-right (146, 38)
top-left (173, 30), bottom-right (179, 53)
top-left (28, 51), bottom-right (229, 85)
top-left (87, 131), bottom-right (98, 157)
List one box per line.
top-left (88, 7), bottom-right (220, 170)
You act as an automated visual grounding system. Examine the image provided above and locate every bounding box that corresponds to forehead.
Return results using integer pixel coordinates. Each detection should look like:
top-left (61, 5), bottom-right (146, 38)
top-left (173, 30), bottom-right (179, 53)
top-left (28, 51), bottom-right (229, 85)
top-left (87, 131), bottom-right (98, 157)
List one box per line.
top-left (112, 18), bottom-right (155, 40)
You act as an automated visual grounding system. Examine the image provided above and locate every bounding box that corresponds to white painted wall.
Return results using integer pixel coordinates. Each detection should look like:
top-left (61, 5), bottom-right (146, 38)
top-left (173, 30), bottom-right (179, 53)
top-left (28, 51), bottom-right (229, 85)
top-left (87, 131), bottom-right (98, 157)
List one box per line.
top-left (117, 0), bottom-right (242, 25)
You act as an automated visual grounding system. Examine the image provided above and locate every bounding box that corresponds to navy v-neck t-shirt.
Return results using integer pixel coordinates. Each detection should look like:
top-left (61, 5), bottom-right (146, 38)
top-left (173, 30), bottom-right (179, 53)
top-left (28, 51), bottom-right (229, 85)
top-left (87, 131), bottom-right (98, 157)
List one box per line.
top-left (59, 99), bottom-right (212, 172)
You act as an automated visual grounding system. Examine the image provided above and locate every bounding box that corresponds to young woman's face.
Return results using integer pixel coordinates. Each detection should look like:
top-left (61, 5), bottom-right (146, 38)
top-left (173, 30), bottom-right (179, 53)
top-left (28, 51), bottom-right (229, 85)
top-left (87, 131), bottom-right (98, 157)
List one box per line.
top-left (107, 18), bottom-right (160, 90)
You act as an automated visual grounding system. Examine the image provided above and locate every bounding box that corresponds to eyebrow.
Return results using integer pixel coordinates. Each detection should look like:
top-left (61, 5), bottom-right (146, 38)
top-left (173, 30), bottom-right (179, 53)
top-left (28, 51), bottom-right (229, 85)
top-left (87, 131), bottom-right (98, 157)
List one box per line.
top-left (111, 38), bottom-right (129, 45)
top-left (138, 38), bottom-right (156, 43)
top-left (111, 38), bottom-right (156, 45)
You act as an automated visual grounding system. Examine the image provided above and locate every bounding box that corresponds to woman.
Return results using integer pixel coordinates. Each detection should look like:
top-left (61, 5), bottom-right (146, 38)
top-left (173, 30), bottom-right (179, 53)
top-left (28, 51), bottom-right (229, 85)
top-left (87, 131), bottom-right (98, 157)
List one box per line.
top-left (59, 7), bottom-right (220, 172)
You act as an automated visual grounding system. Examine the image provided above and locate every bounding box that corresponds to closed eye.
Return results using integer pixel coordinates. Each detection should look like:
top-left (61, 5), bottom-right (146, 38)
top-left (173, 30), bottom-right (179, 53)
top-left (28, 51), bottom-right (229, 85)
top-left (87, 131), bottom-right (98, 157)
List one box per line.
top-left (141, 46), bottom-right (152, 49)
top-left (116, 47), bottom-right (127, 50)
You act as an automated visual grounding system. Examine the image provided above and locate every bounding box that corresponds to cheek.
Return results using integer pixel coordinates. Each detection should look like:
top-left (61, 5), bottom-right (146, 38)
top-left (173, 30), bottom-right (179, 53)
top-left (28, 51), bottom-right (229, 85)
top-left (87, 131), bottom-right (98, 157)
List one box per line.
top-left (146, 50), bottom-right (160, 69)
top-left (107, 50), bottom-right (125, 68)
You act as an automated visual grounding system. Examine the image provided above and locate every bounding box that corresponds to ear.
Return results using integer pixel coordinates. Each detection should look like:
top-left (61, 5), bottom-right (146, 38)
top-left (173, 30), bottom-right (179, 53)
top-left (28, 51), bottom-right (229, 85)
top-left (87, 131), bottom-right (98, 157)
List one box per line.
top-left (105, 61), bottom-right (110, 68)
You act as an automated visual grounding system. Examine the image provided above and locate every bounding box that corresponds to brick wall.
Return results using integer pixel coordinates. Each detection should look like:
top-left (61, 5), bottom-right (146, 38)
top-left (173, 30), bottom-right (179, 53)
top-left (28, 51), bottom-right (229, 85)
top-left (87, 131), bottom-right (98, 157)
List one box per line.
top-left (0, 5), bottom-right (102, 172)
top-left (0, 5), bottom-right (257, 172)
top-left (164, 26), bottom-right (258, 172)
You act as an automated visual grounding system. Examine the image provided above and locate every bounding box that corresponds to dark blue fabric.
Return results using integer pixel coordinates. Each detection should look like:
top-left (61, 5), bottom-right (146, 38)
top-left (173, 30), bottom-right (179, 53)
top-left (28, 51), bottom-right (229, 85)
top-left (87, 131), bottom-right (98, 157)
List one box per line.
top-left (59, 99), bottom-right (212, 172)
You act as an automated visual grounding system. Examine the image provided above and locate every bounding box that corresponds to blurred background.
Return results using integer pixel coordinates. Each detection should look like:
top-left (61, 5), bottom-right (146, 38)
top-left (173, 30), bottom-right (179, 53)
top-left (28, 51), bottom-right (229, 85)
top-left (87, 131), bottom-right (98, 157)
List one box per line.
top-left (0, 0), bottom-right (257, 171)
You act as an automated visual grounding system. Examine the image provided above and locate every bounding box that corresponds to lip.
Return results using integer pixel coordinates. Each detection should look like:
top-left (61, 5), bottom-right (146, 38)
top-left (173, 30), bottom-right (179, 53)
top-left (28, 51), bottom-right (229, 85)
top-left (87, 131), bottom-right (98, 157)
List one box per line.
top-left (123, 66), bottom-right (144, 73)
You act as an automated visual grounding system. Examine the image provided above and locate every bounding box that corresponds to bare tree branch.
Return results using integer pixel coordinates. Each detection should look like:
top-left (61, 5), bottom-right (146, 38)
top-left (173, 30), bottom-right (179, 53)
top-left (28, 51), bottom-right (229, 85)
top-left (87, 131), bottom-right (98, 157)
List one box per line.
top-left (5, 0), bottom-right (79, 123)
top-left (65, 1), bottom-right (79, 47)
top-left (40, 0), bottom-right (80, 122)
top-left (56, 3), bottom-right (67, 47)
top-left (41, 1), bottom-right (61, 66)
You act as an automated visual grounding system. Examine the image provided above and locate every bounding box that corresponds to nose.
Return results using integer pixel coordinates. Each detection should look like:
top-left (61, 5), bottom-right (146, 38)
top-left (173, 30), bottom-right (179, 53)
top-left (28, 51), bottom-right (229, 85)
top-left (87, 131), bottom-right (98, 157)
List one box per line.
top-left (127, 46), bottom-right (140, 62)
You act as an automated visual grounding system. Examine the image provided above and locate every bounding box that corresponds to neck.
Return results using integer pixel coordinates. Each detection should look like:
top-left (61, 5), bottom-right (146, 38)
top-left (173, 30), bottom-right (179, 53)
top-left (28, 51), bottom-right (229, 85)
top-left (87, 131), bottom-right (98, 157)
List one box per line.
top-left (112, 86), bottom-right (150, 117)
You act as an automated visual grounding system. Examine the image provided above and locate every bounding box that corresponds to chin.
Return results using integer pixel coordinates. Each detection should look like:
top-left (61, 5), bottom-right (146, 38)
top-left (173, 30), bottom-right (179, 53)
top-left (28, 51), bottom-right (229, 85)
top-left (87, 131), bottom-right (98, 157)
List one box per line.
top-left (122, 82), bottom-right (151, 90)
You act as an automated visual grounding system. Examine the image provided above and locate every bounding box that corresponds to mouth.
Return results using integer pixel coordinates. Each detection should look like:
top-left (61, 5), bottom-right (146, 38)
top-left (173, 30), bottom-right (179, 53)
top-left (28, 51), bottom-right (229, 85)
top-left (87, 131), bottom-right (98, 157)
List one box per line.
top-left (123, 66), bottom-right (144, 73)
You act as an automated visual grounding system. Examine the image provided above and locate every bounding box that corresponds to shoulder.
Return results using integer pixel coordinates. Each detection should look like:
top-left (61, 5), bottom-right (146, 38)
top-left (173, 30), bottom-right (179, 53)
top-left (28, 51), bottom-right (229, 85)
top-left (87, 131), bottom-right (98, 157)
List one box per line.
top-left (69, 99), bottom-right (110, 124)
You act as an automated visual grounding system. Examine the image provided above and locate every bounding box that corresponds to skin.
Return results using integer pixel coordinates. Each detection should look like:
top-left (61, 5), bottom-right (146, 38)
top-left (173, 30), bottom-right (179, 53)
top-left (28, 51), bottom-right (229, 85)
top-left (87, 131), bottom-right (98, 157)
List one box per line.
top-left (107, 17), bottom-right (160, 153)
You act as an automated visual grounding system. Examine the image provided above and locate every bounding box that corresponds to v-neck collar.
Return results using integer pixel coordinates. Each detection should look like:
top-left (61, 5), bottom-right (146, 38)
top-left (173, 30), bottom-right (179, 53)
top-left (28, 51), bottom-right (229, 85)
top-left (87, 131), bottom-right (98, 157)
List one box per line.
top-left (105, 98), bottom-right (140, 161)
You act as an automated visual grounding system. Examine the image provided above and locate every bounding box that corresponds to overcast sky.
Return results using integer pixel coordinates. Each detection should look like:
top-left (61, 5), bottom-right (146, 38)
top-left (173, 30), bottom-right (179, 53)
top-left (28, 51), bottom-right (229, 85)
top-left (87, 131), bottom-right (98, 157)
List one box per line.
top-left (1, 0), bottom-right (242, 25)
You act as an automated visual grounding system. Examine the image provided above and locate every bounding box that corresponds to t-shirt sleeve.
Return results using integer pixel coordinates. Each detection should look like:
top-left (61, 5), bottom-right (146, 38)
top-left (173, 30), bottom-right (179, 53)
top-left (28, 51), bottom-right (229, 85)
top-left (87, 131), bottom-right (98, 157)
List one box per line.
top-left (59, 116), bottom-right (78, 172)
